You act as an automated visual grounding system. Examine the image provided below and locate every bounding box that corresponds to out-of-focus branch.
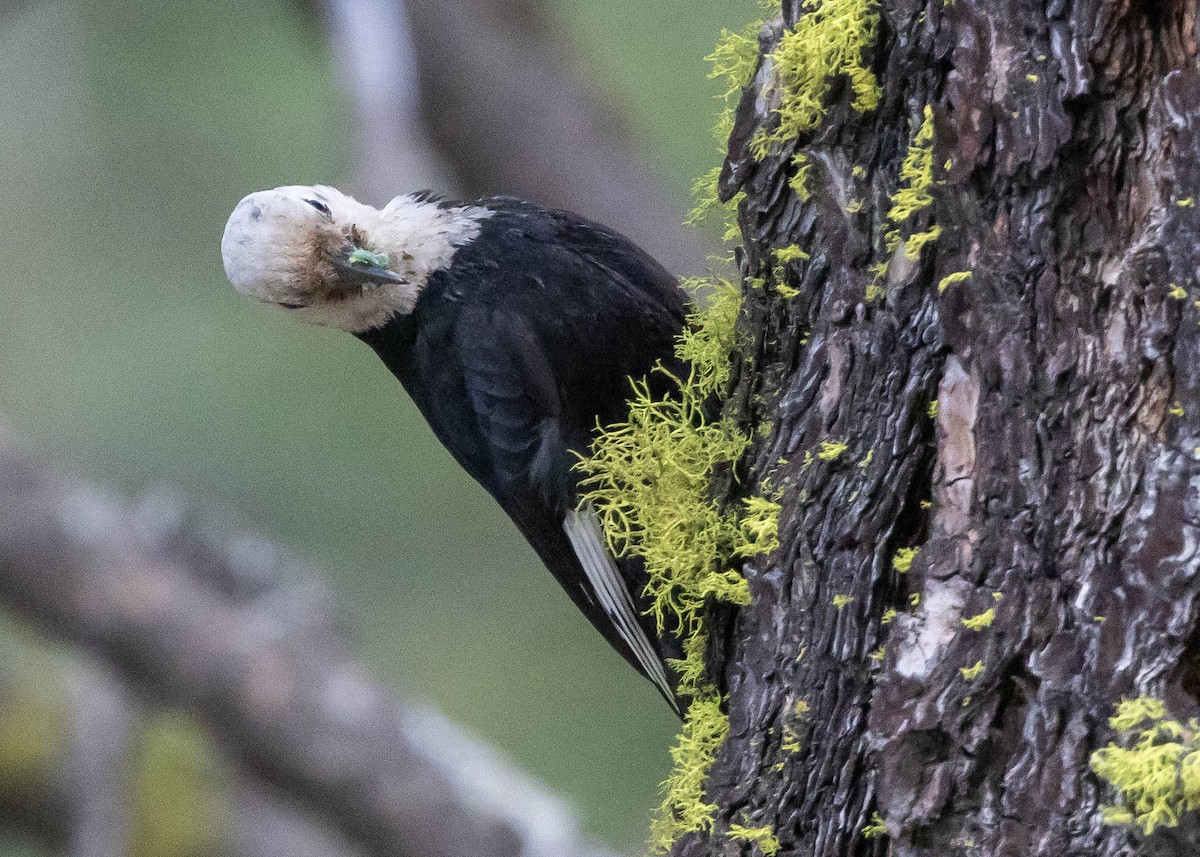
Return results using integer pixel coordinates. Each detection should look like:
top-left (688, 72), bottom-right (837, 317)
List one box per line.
top-left (0, 435), bottom-right (618, 857)
top-left (312, 0), bottom-right (709, 274)
top-left (65, 659), bottom-right (131, 857)
top-left (0, 649), bottom-right (370, 857)
top-left (320, 0), bottom-right (456, 197)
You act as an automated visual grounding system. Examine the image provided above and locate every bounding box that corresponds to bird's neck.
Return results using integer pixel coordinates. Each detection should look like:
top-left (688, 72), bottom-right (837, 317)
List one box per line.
top-left (372, 195), bottom-right (492, 286)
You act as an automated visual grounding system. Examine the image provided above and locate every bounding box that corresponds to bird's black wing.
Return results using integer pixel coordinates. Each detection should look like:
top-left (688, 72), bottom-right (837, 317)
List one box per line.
top-left (361, 202), bottom-right (687, 709)
top-left (446, 303), bottom-right (679, 709)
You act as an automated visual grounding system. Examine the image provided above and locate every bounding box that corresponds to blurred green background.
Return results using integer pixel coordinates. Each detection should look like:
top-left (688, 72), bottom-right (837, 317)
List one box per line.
top-left (0, 0), bottom-right (754, 851)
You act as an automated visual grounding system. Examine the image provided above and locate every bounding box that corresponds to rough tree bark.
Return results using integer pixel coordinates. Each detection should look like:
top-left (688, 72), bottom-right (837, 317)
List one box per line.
top-left (693, 2), bottom-right (1200, 856)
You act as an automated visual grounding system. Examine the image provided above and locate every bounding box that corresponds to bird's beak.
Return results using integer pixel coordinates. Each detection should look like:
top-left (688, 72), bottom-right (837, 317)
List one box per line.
top-left (333, 246), bottom-right (407, 287)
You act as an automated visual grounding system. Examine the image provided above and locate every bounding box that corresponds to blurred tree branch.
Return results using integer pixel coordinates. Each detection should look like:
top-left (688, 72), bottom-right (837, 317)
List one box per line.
top-left (311, 0), bottom-right (709, 273)
top-left (0, 432), bottom-right (619, 857)
top-left (0, 651), bottom-right (371, 857)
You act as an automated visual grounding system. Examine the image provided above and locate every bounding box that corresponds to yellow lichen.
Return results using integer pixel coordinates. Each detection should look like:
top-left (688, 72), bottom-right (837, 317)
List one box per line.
top-left (1091, 696), bottom-right (1200, 835)
top-left (789, 152), bottom-right (814, 200)
top-left (868, 645), bottom-right (887, 661)
top-left (892, 546), bottom-right (919, 574)
top-left (775, 244), bottom-right (811, 265)
top-left (833, 594), bottom-right (855, 609)
top-left (884, 104), bottom-right (939, 260)
top-left (862, 811), bottom-right (887, 839)
top-left (581, 275), bottom-right (778, 853)
top-left (754, 0), bottom-right (881, 157)
top-left (688, 22), bottom-right (763, 238)
top-left (706, 22), bottom-right (763, 144)
top-left (959, 661), bottom-right (984, 681)
top-left (881, 607), bottom-right (898, 624)
top-left (650, 695), bottom-right (731, 849)
top-left (686, 167), bottom-right (747, 245)
top-left (818, 439), bottom-right (849, 460)
top-left (728, 824), bottom-right (782, 856)
top-left (1169, 283), bottom-right (1188, 300)
top-left (937, 270), bottom-right (972, 292)
top-left (927, 399), bottom-right (939, 418)
top-left (961, 608), bottom-right (995, 630)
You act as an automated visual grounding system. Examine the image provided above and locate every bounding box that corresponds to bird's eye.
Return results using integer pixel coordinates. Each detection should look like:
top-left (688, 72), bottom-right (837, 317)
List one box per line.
top-left (306, 198), bottom-right (331, 216)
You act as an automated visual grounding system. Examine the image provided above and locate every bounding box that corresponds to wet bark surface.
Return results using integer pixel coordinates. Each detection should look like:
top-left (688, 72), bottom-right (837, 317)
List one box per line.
top-left (688, 2), bottom-right (1200, 855)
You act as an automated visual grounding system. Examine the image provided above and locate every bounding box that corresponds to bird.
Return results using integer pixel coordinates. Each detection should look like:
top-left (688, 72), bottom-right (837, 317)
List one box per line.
top-left (221, 185), bottom-right (689, 712)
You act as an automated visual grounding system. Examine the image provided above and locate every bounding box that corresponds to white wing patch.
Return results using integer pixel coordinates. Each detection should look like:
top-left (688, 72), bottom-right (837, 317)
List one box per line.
top-left (563, 507), bottom-right (676, 711)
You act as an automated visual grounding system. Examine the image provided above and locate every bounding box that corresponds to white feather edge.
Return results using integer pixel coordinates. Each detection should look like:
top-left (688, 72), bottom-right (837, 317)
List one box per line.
top-left (562, 507), bottom-right (676, 711)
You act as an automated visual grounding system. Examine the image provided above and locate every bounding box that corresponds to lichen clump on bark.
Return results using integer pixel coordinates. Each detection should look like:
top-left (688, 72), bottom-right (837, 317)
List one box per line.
top-left (884, 103), bottom-right (940, 260)
top-left (1090, 696), bottom-right (1200, 834)
top-left (577, 274), bottom-right (781, 850)
top-left (579, 2), bottom-right (899, 850)
top-left (751, 0), bottom-right (881, 158)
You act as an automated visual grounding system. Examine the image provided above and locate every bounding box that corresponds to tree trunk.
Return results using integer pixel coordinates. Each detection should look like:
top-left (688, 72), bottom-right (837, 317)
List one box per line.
top-left (693, 2), bottom-right (1200, 855)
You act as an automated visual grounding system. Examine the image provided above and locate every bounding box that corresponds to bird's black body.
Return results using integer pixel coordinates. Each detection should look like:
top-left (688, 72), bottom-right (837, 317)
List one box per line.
top-left (356, 198), bottom-right (688, 708)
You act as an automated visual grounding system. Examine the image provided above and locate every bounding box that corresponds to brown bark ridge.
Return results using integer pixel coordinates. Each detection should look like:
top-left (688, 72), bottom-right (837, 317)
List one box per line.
top-left (693, 2), bottom-right (1200, 855)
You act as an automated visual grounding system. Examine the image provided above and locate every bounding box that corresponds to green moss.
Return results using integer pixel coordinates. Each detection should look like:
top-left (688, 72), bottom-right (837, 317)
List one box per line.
top-left (753, 0), bottom-right (881, 158)
top-left (1091, 696), bottom-right (1200, 835)
top-left (128, 712), bottom-right (228, 857)
top-left (728, 823), bottom-right (782, 855)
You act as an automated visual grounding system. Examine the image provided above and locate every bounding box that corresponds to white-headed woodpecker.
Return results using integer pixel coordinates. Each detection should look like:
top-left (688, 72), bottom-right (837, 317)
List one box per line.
top-left (222, 186), bottom-right (687, 711)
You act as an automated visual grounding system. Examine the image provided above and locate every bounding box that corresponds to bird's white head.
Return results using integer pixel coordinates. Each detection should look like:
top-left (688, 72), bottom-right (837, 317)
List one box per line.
top-left (221, 184), bottom-right (489, 333)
